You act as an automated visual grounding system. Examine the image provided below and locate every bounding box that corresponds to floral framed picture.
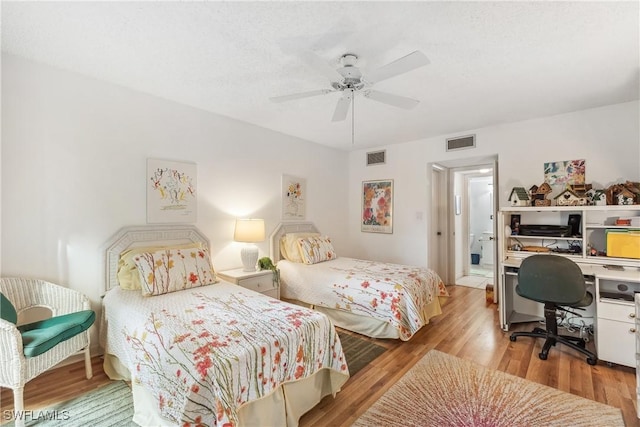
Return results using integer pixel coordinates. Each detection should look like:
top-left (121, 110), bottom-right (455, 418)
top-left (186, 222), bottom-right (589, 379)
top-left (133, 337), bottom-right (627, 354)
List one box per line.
top-left (362, 179), bottom-right (393, 233)
top-left (282, 174), bottom-right (306, 220)
top-left (544, 159), bottom-right (585, 185)
top-left (147, 158), bottom-right (197, 224)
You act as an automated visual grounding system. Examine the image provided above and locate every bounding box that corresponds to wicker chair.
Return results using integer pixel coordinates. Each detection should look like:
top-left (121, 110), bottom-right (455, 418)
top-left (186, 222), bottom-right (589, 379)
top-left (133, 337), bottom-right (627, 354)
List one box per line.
top-left (0, 278), bottom-right (95, 427)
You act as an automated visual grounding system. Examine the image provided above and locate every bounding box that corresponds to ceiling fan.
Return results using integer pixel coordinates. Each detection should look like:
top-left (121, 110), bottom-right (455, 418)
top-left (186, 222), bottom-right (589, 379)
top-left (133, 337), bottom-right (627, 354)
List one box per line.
top-left (269, 50), bottom-right (430, 124)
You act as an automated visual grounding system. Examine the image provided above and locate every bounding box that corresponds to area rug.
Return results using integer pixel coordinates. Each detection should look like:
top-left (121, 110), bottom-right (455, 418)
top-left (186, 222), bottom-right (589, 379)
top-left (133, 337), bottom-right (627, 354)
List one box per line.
top-left (338, 331), bottom-right (387, 377)
top-left (5, 381), bottom-right (135, 427)
top-left (352, 350), bottom-right (624, 427)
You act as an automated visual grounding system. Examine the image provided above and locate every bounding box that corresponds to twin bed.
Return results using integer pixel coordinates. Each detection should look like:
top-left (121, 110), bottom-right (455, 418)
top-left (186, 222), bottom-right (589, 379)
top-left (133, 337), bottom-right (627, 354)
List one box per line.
top-left (270, 222), bottom-right (449, 341)
top-left (100, 225), bottom-right (349, 427)
top-left (100, 223), bottom-right (448, 426)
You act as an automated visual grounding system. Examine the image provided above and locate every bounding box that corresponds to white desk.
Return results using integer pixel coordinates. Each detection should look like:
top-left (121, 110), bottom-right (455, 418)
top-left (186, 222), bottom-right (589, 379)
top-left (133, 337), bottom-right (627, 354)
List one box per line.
top-left (500, 257), bottom-right (640, 367)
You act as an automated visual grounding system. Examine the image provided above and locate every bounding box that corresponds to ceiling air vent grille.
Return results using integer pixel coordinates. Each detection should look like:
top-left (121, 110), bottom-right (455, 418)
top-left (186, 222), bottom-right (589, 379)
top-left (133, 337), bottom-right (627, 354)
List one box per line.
top-left (366, 150), bottom-right (386, 166)
top-left (446, 134), bottom-right (476, 151)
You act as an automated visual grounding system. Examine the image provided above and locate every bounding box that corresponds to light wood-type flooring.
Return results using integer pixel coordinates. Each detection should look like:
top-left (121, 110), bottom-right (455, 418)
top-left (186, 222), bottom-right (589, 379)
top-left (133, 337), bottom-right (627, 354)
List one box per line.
top-left (1, 285), bottom-right (637, 426)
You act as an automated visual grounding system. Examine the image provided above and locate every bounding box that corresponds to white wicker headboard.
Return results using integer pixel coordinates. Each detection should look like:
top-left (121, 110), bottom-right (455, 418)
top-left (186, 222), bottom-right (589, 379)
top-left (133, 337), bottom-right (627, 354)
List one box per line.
top-left (269, 222), bottom-right (319, 263)
top-left (103, 224), bottom-right (210, 293)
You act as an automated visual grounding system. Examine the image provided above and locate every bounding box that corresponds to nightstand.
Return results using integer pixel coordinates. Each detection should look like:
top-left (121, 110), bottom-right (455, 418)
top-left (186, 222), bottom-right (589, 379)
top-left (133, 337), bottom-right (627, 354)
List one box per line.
top-left (217, 268), bottom-right (279, 299)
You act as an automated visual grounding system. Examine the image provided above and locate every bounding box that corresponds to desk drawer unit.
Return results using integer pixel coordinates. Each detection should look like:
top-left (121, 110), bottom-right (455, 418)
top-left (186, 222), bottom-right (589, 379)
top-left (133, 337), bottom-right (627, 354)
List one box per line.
top-left (596, 279), bottom-right (639, 368)
top-left (636, 293), bottom-right (640, 419)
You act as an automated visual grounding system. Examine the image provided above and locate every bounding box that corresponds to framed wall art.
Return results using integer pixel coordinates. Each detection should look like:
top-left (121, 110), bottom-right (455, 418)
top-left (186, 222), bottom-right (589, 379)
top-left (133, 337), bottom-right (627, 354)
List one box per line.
top-left (544, 159), bottom-right (585, 185)
top-left (147, 158), bottom-right (197, 224)
top-left (362, 179), bottom-right (393, 233)
top-left (282, 174), bottom-right (306, 220)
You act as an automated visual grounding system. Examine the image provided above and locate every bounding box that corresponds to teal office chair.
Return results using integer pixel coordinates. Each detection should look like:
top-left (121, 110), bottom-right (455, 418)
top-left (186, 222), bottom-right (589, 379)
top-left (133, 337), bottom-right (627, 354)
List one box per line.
top-left (509, 255), bottom-right (597, 365)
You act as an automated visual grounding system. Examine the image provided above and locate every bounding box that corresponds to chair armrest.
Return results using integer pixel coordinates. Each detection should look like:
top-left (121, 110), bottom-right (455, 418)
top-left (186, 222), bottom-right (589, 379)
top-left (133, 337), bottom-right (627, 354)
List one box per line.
top-left (0, 319), bottom-right (23, 361)
top-left (1, 278), bottom-right (90, 316)
top-left (0, 319), bottom-right (25, 388)
top-left (38, 281), bottom-right (91, 315)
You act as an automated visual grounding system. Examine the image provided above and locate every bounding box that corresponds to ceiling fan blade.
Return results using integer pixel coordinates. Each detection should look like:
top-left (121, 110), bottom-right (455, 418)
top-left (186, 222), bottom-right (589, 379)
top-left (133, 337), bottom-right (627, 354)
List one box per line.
top-left (365, 51), bottom-right (430, 84)
top-left (332, 91), bottom-right (353, 122)
top-left (269, 89), bottom-right (333, 103)
top-left (364, 90), bottom-right (420, 110)
top-left (299, 50), bottom-right (344, 82)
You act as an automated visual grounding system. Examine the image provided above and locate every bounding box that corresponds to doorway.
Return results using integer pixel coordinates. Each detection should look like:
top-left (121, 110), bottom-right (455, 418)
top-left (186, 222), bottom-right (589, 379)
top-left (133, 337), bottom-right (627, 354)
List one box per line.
top-left (459, 171), bottom-right (494, 289)
top-left (429, 155), bottom-right (498, 291)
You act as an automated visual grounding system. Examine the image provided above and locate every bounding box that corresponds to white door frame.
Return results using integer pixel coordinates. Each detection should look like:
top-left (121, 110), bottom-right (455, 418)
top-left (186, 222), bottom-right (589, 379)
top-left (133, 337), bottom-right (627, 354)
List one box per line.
top-left (429, 155), bottom-right (499, 288)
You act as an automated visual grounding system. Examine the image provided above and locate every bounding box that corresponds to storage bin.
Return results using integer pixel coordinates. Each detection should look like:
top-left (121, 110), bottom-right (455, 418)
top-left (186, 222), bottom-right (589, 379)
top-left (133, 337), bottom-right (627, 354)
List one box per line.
top-left (606, 230), bottom-right (640, 259)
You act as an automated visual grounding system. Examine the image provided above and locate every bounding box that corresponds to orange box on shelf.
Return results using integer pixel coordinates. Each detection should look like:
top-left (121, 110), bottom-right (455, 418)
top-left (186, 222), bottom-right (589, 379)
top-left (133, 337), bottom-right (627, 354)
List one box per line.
top-left (606, 230), bottom-right (640, 259)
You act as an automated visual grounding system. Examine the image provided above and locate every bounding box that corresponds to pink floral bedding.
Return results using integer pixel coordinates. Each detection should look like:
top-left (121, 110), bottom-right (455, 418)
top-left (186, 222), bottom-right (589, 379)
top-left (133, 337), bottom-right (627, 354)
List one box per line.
top-left (102, 283), bottom-right (348, 426)
top-left (278, 257), bottom-right (449, 340)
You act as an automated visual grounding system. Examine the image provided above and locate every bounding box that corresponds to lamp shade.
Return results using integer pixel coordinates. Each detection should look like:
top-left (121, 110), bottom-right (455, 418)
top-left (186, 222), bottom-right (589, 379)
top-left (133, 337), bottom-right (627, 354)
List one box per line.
top-left (234, 219), bottom-right (265, 243)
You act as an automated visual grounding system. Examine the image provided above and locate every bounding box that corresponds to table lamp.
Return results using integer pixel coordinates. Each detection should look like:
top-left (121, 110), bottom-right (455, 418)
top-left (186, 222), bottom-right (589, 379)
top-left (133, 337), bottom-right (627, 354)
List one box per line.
top-left (234, 218), bottom-right (265, 271)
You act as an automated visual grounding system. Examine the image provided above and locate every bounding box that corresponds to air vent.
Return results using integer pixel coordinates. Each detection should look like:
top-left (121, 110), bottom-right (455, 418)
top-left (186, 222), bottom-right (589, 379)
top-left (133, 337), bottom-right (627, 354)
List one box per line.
top-left (366, 150), bottom-right (386, 166)
top-left (446, 135), bottom-right (476, 151)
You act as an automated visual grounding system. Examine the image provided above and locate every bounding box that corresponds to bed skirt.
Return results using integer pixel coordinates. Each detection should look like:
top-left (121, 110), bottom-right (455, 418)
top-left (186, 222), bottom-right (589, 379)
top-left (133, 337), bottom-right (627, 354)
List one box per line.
top-left (285, 296), bottom-right (446, 340)
top-left (103, 354), bottom-right (348, 426)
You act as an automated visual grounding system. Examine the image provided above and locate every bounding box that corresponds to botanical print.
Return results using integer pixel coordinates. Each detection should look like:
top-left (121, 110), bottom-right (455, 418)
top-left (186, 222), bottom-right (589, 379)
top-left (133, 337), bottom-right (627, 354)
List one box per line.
top-left (124, 290), bottom-right (348, 426)
top-left (362, 180), bottom-right (393, 233)
top-left (544, 159), bottom-right (585, 185)
top-left (147, 159), bottom-right (197, 223)
top-left (282, 174), bottom-right (306, 220)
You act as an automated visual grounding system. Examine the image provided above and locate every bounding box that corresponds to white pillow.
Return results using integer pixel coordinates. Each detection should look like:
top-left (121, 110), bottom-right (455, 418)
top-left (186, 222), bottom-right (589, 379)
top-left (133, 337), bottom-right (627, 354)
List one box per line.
top-left (117, 242), bottom-right (204, 290)
top-left (297, 235), bottom-right (337, 264)
top-left (280, 232), bottom-right (320, 263)
top-left (134, 247), bottom-right (218, 296)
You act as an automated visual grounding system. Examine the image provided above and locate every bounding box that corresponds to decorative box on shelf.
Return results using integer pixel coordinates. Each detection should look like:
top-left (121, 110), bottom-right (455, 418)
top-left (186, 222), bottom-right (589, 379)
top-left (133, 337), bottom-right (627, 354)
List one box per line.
top-left (217, 268), bottom-right (280, 299)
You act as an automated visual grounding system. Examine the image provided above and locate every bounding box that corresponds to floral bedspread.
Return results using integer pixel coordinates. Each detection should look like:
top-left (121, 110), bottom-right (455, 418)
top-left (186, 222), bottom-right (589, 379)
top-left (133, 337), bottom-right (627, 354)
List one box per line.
top-left (279, 257), bottom-right (449, 340)
top-left (102, 284), bottom-right (348, 427)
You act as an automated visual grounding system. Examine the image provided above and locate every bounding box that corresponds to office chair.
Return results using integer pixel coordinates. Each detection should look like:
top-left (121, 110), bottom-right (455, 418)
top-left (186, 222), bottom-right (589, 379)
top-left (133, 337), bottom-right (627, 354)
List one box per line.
top-left (509, 255), bottom-right (597, 365)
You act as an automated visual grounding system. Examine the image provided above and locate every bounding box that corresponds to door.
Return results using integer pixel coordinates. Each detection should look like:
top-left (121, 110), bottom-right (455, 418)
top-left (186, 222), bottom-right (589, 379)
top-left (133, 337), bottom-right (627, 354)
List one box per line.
top-left (430, 165), bottom-right (448, 284)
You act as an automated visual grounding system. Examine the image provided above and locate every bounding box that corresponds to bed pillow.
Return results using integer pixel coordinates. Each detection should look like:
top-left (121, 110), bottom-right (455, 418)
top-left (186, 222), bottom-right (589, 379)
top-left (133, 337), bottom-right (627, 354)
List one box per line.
top-left (117, 242), bottom-right (204, 290)
top-left (134, 246), bottom-right (218, 296)
top-left (297, 235), bottom-right (337, 265)
top-left (280, 232), bottom-right (320, 263)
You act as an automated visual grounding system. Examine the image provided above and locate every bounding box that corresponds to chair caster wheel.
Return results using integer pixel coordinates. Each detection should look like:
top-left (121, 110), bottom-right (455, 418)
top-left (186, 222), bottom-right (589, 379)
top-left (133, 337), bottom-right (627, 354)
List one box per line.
top-left (538, 352), bottom-right (548, 360)
top-left (587, 358), bottom-right (597, 366)
top-left (509, 335), bottom-right (516, 342)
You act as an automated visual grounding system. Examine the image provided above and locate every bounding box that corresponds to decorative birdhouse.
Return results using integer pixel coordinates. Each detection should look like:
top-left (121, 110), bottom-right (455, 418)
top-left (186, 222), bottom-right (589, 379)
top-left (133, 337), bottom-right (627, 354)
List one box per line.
top-left (508, 187), bottom-right (530, 207)
top-left (554, 188), bottom-right (588, 206)
top-left (586, 188), bottom-right (606, 206)
top-left (534, 182), bottom-right (552, 207)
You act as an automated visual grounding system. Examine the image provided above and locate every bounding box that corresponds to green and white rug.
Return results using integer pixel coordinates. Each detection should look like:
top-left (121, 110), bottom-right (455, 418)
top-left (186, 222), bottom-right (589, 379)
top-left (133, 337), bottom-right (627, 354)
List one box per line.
top-left (5, 381), bottom-right (135, 427)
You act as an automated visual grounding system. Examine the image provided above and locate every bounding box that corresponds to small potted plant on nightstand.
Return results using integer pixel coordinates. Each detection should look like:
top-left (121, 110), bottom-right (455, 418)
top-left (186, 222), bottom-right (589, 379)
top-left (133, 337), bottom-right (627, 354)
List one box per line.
top-left (258, 257), bottom-right (280, 288)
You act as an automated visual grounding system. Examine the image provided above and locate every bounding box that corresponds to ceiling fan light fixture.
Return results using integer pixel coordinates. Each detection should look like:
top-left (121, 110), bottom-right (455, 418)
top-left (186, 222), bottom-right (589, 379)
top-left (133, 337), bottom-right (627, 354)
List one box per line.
top-left (269, 50), bottom-right (430, 144)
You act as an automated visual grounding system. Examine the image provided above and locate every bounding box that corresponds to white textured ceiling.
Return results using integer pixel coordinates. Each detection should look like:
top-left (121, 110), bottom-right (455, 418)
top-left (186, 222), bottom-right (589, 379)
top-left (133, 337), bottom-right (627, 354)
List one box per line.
top-left (2, 1), bottom-right (639, 150)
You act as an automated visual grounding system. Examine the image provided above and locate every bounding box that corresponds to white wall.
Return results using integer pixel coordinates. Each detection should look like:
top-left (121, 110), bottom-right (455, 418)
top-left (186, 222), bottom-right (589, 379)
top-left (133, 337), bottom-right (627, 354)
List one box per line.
top-left (1, 54), bottom-right (348, 328)
top-left (347, 101), bottom-right (640, 267)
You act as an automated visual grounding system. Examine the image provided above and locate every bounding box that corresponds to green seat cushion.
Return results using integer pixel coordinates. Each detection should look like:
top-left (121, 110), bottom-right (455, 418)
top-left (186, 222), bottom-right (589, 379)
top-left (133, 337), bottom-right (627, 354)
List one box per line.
top-left (18, 310), bottom-right (95, 358)
top-left (1, 293), bottom-right (18, 324)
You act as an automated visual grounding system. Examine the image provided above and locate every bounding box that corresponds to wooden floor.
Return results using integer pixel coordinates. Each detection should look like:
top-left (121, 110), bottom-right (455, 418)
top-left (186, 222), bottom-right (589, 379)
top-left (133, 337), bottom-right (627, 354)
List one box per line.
top-left (1, 285), bottom-right (637, 426)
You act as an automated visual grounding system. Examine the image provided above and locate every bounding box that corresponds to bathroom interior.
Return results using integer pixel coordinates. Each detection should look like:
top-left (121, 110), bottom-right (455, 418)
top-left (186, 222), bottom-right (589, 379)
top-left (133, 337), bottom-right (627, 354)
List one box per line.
top-left (457, 171), bottom-right (495, 290)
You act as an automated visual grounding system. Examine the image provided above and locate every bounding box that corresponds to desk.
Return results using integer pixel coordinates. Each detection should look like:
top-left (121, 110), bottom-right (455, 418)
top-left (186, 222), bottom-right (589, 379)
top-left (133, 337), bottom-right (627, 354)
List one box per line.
top-left (499, 258), bottom-right (640, 367)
